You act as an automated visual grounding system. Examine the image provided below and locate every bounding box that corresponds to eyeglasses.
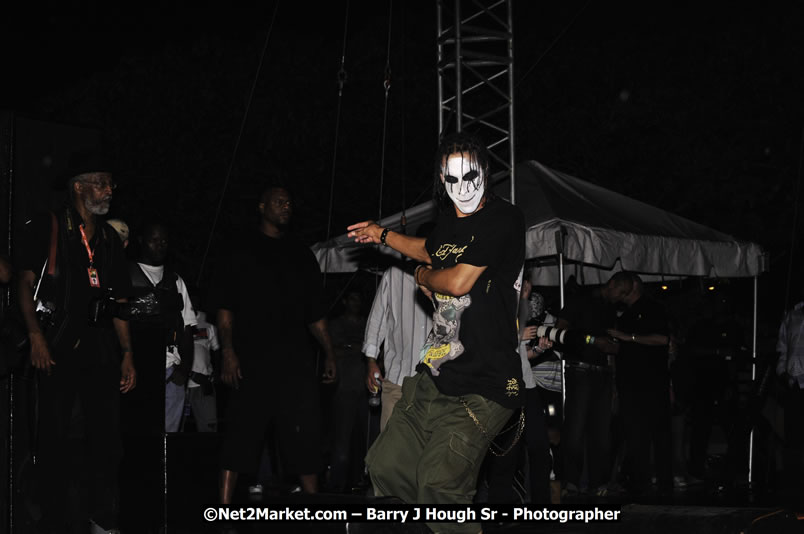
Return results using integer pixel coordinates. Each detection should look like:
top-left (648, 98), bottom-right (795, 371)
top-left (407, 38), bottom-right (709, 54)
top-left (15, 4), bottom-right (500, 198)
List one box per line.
top-left (81, 179), bottom-right (117, 191)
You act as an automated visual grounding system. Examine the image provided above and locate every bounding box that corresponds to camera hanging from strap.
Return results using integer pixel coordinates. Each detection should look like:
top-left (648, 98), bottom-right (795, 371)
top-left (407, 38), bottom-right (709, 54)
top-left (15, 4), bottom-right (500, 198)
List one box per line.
top-left (32, 212), bottom-right (60, 330)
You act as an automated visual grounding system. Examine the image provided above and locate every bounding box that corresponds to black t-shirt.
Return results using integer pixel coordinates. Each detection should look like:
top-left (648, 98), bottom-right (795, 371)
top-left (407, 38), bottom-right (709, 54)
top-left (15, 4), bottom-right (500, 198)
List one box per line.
top-left (616, 295), bottom-right (670, 390)
top-left (420, 198), bottom-right (525, 408)
top-left (558, 291), bottom-right (616, 367)
top-left (17, 208), bottom-right (131, 358)
top-left (208, 232), bottom-right (325, 377)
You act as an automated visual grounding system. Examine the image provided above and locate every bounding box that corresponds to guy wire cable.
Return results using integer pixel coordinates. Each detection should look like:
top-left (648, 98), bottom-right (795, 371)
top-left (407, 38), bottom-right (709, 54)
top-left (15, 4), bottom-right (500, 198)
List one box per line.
top-left (515, 0), bottom-right (591, 90)
top-left (375, 1), bottom-right (394, 297)
top-left (323, 0), bottom-right (351, 286)
top-left (196, 2), bottom-right (279, 287)
top-left (377, 0), bottom-right (393, 223)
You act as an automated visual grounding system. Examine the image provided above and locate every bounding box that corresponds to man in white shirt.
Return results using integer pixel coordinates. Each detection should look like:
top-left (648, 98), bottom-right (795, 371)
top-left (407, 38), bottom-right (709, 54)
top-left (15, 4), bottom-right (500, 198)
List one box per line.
top-left (131, 222), bottom-right (197, 432)
top-left (776, 296), bottom-right (804, 491)
top-left (363, 264), bottom-right (433, 430)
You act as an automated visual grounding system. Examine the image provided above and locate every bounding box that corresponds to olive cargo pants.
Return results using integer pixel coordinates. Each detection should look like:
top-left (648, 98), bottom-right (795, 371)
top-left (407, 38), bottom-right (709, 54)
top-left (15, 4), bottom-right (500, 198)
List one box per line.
top-left (366, 372), bottom-right (514, 534)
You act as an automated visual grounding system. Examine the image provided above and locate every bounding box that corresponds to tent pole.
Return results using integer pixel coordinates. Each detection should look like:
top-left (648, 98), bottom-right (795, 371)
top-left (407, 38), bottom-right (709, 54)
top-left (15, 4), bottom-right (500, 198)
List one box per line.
top-left (748, 275), bottom-right (758, 485)
top-left (559, 254), bottom-right (565, 309)
top-left (559, 252), bottom-right (566, 408)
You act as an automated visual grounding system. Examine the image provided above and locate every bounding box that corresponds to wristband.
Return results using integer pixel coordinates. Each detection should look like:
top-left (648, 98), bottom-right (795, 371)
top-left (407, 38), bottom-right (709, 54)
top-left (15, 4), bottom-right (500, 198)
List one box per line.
top-left (631, 334), bottom-right (636, 342)
top-left (414, 265), bottom-right (422, 285)
top-left (380, 227), bottom-right (390, 246)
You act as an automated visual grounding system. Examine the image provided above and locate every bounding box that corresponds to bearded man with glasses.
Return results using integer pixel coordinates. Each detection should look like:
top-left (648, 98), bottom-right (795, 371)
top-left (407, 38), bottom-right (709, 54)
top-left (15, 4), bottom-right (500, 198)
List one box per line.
top-left (17, 150), bottom-right (135, 534)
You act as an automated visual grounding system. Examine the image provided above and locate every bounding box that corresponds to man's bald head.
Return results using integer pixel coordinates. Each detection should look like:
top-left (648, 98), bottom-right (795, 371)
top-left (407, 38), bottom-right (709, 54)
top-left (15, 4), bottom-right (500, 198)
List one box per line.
top-left (624, 273), bottom-right (644, 306)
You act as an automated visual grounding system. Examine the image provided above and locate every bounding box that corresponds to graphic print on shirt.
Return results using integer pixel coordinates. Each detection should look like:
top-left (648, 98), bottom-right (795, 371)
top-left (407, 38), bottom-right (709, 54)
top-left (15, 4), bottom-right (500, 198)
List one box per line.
top-left (193, 326), bottom-right (209, 341)
top-left (419, 293), bottom-right (472, 375)
top-left (434, 236), bottom-right (475, 264)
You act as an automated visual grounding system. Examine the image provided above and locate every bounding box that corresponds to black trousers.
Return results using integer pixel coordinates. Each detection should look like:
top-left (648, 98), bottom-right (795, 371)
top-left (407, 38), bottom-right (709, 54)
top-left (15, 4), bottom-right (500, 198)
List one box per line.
top-left (329, 356), bottom-right (368, 491)
top-left (618, 382), bottom-right (673, 493)
top-left (220, 367), bottom-right (323, 477)
top-left (35, 341), bottom-right (122, 531)
top-left (562, 365), bottom-right (613, 491)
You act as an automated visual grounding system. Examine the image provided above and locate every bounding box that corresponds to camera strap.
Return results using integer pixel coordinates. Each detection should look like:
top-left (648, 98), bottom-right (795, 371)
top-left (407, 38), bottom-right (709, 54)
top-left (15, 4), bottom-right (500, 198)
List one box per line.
top-left (33, 212), bottom-right (59, 302)
top-left (78, 223), bottom-right (100, 288)
top-left (47, 211), bottom-right (58, 275)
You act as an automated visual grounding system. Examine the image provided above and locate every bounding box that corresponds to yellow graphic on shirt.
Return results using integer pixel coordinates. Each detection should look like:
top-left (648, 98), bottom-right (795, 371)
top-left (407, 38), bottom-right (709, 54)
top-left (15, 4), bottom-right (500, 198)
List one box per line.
top-left (420, 293), bottom-right (472, 376)
top-left (505, 378), bottom-right (520, 397)
top-left (422, 344), bottom-right (452, 366)
top-left (434, 238), bottom-right (473, 262)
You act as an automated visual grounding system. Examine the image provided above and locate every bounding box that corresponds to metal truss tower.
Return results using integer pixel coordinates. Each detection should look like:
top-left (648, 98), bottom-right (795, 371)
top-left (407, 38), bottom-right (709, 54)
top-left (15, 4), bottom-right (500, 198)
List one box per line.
top-left (437, 0), bottom-right (516, 203)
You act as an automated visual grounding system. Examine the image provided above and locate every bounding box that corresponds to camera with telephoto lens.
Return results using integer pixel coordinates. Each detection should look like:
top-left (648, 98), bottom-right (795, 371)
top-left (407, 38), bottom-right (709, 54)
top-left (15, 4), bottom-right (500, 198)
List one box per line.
top-left (89, 291), bottom-right (124, 323)
top-left (528, 323), bottom-right (589, 351)
top-left (534, 325), bottom-right (571, 345)
top-left (89, 289), bottom-right (167, 324)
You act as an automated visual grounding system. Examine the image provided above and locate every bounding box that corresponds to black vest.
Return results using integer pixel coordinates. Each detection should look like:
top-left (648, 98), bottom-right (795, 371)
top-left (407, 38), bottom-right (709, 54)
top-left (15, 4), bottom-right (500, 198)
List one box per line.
top-left (128, 262), bottom-right (184, 347)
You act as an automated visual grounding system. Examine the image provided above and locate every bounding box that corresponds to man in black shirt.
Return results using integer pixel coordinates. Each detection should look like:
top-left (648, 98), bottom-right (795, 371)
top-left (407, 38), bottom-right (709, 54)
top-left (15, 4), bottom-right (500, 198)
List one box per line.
top-left (608, 274), bottom-right (672, 496)
top-left (556, 273), bottom-right (632, 496)
top-left (349, 133), bottom-right (541, 533)
top-left (17, 155), bottom-right (135, 533)
top-left (212, 185), bottom-right (337, 503)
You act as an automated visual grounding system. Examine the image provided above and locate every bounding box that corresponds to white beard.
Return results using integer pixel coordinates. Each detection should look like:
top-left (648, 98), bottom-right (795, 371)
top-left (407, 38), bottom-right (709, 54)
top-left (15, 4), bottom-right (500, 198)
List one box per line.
top-left (85, 196), bottom-right (111, 215)
top-left (444, 154), bottom-right (484, 214)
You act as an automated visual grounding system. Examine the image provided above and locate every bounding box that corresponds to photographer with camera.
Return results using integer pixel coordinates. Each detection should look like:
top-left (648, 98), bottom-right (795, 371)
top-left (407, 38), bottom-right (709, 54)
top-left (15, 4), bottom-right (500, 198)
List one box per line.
top-left (127, 221), bottom-right (197, 434)
top-left (485, 278), bottom-right (554, 505)
top-left (17, 152), bottom-right (134, 534)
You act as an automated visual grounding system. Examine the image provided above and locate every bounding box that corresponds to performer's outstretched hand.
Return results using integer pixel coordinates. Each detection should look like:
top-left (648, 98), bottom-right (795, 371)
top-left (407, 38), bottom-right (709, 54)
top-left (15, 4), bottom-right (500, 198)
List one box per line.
top-left (347, 221), bottom-right (383, 244)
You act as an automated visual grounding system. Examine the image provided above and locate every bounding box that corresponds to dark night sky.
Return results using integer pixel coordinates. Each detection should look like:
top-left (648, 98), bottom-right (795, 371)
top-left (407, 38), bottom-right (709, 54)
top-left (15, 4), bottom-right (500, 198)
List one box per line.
top-left (2, 1), bottom-right (803, 314)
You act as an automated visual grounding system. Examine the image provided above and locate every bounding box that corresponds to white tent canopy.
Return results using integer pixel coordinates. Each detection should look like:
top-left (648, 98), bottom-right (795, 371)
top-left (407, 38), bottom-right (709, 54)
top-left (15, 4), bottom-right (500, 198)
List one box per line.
top-left (312, 160), bottom-right (766, 283)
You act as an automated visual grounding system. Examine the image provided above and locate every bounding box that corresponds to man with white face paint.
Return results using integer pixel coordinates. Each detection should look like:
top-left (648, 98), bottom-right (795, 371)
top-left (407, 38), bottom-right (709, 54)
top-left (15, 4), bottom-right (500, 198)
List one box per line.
top-left (349, 132), bottom-right (546, 534)
top-left (442, 152), bottom-right (486, 215)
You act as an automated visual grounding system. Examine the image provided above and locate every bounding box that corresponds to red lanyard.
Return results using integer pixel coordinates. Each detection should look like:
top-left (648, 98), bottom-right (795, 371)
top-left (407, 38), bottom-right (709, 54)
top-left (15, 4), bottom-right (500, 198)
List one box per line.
top-left (78, 224), bottom-right (95, 266)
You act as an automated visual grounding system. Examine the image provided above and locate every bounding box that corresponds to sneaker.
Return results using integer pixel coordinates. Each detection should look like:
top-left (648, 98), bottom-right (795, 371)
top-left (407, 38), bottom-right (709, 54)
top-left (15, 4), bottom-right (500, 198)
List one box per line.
top-left (673, 475), bottom-right (703, 489)
top-left (248, 484), bottom-right (264, 495)
top-left (673, 475), bottom-right (688, 489)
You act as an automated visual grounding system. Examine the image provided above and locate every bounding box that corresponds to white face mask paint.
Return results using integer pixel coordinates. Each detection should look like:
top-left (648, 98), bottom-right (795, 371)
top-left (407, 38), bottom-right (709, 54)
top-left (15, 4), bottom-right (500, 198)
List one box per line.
top-left (442, 153), bottom-right (485, 214)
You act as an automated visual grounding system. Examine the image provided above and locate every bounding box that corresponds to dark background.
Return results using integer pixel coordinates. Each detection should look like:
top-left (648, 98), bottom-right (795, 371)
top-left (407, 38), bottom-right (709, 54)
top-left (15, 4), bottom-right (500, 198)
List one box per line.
top-left (1, 1), bottom-right (803, 317)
